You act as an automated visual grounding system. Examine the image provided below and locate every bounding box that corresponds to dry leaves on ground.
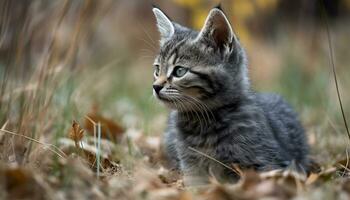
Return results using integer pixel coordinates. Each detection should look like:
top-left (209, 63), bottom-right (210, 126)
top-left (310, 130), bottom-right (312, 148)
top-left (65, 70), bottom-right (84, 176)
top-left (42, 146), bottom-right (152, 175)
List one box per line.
top-left (1, 113), bottom-right (350, 199)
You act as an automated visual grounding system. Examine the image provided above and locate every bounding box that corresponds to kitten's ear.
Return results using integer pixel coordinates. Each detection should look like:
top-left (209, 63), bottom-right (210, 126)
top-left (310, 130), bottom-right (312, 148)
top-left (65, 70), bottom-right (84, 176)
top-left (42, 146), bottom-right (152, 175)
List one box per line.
top-left (196, 8), bottom-right (235, 53)
top-left (152, 7), bottom-right (175, 45)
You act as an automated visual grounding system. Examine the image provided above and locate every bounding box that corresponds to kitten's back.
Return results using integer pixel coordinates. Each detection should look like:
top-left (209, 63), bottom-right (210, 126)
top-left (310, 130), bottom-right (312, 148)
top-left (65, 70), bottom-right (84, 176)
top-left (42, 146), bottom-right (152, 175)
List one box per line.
top-left (256, 93), bottom-right (309, 170)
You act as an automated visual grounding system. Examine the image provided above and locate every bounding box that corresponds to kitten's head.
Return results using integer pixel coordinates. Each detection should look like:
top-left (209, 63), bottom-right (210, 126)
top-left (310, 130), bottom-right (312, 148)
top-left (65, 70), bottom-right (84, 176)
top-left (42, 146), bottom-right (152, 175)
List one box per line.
top-left (152, 6), bottom-right (249, 111)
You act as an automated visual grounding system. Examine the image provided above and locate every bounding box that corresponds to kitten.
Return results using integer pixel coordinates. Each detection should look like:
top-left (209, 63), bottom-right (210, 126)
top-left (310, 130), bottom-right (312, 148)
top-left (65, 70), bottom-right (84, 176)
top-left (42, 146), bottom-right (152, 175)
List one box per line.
top-left (151, 6), bottom-right (309, 185)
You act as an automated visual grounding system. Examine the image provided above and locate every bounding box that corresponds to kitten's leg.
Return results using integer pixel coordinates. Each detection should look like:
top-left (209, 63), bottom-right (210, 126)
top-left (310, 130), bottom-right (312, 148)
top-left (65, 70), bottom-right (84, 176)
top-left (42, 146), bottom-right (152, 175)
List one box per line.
top-left (162, 130), bottom-right (180, 169)
top-left (179, 155), bottom-right (210, 186)
top-left (182, 165), bottom-right (210, 186)
top-left (163, 134), bottom-right (209, 186)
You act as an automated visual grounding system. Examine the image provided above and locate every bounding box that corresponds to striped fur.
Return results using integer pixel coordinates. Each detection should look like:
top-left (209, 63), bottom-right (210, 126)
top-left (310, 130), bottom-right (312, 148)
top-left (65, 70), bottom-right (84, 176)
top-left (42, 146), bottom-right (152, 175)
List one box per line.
top-left (152, 7), bottom-right (309, 185)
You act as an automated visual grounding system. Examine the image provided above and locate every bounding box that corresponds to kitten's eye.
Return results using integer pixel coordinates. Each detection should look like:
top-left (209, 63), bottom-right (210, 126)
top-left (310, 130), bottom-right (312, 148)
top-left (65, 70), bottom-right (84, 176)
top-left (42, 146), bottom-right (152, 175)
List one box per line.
top-left (154, 65), bottom-right (160, 77)
top-left (173, 66), bottom-right (188, 77)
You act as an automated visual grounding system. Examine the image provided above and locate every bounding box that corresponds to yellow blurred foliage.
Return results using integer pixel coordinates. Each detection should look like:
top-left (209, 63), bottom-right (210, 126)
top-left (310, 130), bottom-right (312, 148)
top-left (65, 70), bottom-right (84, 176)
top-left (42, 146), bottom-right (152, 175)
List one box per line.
top-left (232, 0), bottom-right (255, 19)
top-left (192, 8), bottom-right (208, 30)
top-left (172, 0), bottom-right (201, 8)
top-left (171, 0), bottom-right (282, 47)
top-left (256, 0), bottom-right (279, 12)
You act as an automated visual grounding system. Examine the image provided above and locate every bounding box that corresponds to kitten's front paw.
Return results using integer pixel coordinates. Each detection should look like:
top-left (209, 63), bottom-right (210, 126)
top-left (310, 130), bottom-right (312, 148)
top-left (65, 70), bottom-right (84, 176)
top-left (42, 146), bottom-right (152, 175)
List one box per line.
top-left (183, 174), bottom-right (209, 187)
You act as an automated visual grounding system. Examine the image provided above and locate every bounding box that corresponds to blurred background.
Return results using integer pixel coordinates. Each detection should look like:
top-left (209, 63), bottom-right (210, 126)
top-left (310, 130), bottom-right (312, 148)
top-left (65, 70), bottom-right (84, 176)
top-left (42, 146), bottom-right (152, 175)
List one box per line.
top-left (1, 0), bottom-right (350, 167)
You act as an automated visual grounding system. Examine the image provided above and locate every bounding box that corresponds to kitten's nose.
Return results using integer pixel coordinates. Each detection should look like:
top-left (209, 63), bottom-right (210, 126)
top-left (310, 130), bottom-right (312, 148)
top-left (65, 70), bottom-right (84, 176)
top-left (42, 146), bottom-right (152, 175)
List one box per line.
top-left (153, 85), bottom-right (163, 94)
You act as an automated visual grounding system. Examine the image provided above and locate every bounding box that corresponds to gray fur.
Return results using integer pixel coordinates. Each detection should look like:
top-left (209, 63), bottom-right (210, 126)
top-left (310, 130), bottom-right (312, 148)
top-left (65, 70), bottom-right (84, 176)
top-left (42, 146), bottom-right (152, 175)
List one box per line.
top-left (152, 7), bottom-right (309, 185)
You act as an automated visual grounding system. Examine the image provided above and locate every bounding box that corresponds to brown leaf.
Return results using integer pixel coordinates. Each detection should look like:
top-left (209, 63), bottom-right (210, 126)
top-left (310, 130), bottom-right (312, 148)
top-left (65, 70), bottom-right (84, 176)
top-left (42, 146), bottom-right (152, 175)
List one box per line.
top-left (234, 169), bottom-right (304, 199)
top-left (157, 167), bottom-right (181, 185)
top-left (1, 166), bottom-right (46, 199)
top-left (239, 170), bottom-right (261, 190)
top-left (81, 148), bottom-right (121, 174)
top-left (133, 167), bottom-right (167, 193)
top-left (148, 188), bottom-right (182, 200)
top-left (308, 167), bottom-right (337, 183)
top-left (59, 138), bottom-right (121, 175)
top-left (57, 156), bottom-right (107, 199)
top-left (85, 113), bottom-right (124, 142)
top-left (335, 157), bottom-right (350, 175)
top-left (68, 120), bottom-right (84, 146)
top-left (204, 184), bottom-right (250, 200)
top-left (305, 173), bottom-right (319, 185)
top-left (136, 136), bottom-right (161, 164)
top-left (253, 179), bottom-right (293, 200)
top-left (178, 192), bottom-right (193, 200)
top-left (341, 178), bottom-right (350, 195)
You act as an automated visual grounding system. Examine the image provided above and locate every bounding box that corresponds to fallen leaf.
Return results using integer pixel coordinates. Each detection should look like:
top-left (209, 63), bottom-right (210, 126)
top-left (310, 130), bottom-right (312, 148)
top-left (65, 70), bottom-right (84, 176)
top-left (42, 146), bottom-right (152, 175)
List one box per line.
top-left (58, 138), bottom-right (121, 175)
top-left (57, 156), bottom-right (107, 199)
top-left (178, 192), bottom-right (193, 200)
top-left (148, 188), bottom-right (182, 200)
top-left (157, 167), bottom-right (181, 185)
top-left (306, 173), bottom-right (319, 185)
top-left (204, 184), bottom-right (250, 200)
top-left (136, 136), bottom-right (161, 164)
top-left (253, 179), bottom-right (293, 199)
top-left (85, 113), bottom-right (124, 142)
top-left (1, 166), bottom-right (46, 199)
top-left (82, 148), bottom-right (121, 174)
top-left (239, 170), bottom-right (261, 190)
top-left (68, 120), bottom-right (84, 147)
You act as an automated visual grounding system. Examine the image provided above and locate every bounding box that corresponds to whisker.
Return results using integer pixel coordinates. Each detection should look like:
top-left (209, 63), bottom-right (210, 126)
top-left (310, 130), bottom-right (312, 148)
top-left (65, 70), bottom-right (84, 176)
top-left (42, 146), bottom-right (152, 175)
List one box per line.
top-left (164, 92), bottom-right (191, 122)
top-left (184, 94), bottom-right (216, 123)
top-left (134, 19), bottom-right (157, 52)
top-left (136, 19), bottom-right (157, 47)
top-left (172, 96), bottom-right (190, 121)
top-left (169, 93), bottom-right (206, 133)
top-left (183, 97), bottom-right (208, 133)
top-left (168, 88), bottom-right (216, 126)
top-left (180, 97), bottom-right (204, 133)
top-left (182, 95), bottom-right (211, 127)
top-left (136, 37), bottom-right (157, 52)
top-left (163, 89), bottom-right (219, 134)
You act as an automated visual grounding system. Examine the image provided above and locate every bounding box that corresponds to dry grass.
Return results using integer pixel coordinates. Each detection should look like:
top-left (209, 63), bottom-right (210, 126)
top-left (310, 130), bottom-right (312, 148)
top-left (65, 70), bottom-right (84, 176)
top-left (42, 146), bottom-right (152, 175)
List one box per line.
top-left (1, 1), bottom-right (350, 199)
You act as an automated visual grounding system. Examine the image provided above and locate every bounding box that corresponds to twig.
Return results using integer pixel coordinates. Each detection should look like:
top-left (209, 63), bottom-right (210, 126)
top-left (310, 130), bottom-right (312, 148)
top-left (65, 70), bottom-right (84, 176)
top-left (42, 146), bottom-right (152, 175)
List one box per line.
top-left (1, 120), bottom-right (8, 130)
top-left (341, 148), bottom-right (350, 177)
top-left (85, 115), bottom-right (105, 176)
top-left (188, 147), bottom-right (241, 176)
top-left (320, 0), bottom-right (350, 141)
top-left (85, 115), bottom-right (97, 149)
top-left (0, 129), bottom-right (66, 159)
top-left (338, 163), bottom-right (350, 174)
top-left (96, 122), bottom-right (101, 177)
top-left (0, 120), bottom-right (8, 142)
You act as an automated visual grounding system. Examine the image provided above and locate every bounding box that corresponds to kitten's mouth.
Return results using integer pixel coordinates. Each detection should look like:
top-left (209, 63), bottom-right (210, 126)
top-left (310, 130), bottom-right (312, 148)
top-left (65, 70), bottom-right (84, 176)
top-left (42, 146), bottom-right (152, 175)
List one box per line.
top-left (154, 92), bottom-right (180, 108)
top-left (154, 88), bottom-right (193, 110)
top-left (154, 88), bottom-right (179, 102)
top-left (157, 95), bottom-right (172, 102)
top-left (157, 96), bottom-right (178, 109)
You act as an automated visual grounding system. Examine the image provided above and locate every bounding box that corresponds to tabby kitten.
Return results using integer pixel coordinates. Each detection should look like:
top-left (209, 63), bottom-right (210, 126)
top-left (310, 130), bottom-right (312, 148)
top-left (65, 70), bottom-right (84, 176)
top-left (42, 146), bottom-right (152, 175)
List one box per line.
top-left (152, 6), bottom-right (309, 185)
